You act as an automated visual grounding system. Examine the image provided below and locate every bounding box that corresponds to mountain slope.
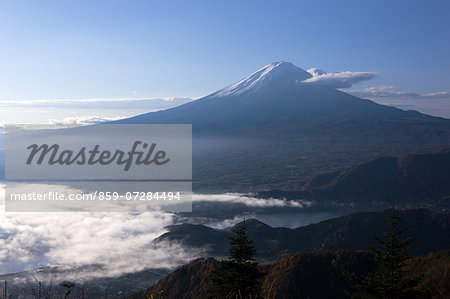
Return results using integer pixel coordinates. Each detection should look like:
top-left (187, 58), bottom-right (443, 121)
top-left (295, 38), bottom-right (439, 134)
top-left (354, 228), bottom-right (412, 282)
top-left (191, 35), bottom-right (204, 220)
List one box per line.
top-left (131, 252), bottom-right (374, 299)
top-left (260, 149), bottom-right (450, 206)
top-left (119, 62), bottom-right (432, 128)
top-left (304, 149), bottom-right (450, 201)
top-left (130, 258), bottom-right (218, 299)
top-left (132, 250), bottom-right (450, 299)
top-left (116, 62), bottom-right (450, 191)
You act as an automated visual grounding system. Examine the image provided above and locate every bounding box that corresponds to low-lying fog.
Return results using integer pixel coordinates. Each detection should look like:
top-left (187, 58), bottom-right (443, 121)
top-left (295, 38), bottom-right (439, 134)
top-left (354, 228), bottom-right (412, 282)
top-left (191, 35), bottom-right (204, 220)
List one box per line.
top-left (0, 184), bottom-right (350, 280)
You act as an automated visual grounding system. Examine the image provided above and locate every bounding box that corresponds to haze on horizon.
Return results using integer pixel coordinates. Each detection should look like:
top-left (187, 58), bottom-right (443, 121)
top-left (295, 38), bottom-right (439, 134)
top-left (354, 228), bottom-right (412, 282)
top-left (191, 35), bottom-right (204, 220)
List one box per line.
top-left (1, 0), bottom-right (450, 123)
top-left (1, 61), bottom-right (450, 124)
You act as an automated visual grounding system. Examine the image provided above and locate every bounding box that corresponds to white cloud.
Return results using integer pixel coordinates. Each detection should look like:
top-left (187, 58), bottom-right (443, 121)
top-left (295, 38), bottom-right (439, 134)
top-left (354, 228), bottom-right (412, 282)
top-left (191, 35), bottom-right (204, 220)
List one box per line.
top-left (306, 68), bottom-right (326, 76)
top-left (0, 185), bottom-right (310, 279)
top-left (0, 97), bottom-right (194, 110)
top-left (349, 85), bottom-right (450, 99)
top-left (303, 68), bottom-right (378, 88)
top-left (206, 215), bottom-right (247, 229)
top-left (192, 193), bottom-right (311, 208)
top-left (0, 97), bottom-right (196, 125)
top-left (47, 116), bottom-right (127, 125)
top-left (0, 183), bottom-right (199, 278)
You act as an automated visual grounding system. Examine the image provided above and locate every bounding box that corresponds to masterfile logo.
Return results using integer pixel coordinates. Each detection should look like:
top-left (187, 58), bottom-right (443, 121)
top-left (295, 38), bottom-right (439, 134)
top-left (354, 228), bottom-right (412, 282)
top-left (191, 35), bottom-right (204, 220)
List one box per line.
top-left (5, 124), bottom-right (192, 212)
top-left (26, 141), bottom-right (170, 171)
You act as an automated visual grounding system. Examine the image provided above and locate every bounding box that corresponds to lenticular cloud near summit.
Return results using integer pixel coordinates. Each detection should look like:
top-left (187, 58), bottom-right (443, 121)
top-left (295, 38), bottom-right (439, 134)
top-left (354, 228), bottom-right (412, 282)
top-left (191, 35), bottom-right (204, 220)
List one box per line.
top-left (304, 68), bottom-right (378, 88)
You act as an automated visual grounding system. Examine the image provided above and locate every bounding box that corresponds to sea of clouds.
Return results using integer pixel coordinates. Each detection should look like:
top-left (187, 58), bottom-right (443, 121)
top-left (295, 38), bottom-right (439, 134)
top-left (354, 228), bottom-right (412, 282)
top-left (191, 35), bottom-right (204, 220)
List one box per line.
top-left (0, 184), bottom-right (308, 279)
top-left (0, 183), bottom-right (192, 277)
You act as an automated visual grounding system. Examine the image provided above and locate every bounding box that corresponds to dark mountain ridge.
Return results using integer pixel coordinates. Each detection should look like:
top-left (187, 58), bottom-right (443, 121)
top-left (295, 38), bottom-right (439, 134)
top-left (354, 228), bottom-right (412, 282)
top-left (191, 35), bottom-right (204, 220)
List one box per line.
top-left (155, 209), bottom-right (450, 258)
top-left (133, 250), bottom-right (450, 299)
top-left (260, 149), bottom-right (450, 206)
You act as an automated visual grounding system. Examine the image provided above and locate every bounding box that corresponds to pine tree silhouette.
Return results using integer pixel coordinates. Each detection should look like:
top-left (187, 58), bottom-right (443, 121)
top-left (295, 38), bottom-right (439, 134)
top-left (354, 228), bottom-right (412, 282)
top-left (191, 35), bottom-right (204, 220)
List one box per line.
top-left (349, 200), bottom-right (423, 299)
top-left (212, 220), bottom-right (262, 298)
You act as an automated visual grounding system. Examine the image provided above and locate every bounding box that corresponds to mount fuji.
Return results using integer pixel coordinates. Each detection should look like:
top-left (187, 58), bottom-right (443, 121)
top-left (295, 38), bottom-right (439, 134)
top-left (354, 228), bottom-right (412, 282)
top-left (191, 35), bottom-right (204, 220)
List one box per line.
top-left (117, 62), bottom-right (450, 191)
top-left (119, 62), bottom-right (410, 127)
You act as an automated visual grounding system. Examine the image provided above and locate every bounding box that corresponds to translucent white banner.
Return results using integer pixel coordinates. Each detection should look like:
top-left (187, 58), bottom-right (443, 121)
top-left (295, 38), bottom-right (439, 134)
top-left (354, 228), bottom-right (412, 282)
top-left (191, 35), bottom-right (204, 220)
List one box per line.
top-left (5, 124), bottom-right (192, 212)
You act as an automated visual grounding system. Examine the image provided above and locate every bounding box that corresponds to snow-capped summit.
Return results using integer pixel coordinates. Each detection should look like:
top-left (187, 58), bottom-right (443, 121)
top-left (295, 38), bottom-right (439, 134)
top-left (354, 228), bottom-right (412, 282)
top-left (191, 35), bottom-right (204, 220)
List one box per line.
top-left (211, 61), bottom-right (312, 97)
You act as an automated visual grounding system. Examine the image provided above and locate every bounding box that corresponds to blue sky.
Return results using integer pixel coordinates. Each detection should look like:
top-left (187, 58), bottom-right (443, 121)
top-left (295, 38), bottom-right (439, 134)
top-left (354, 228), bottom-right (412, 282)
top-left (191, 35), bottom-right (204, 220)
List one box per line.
top-left (0, 0), bottom-right (450, 122)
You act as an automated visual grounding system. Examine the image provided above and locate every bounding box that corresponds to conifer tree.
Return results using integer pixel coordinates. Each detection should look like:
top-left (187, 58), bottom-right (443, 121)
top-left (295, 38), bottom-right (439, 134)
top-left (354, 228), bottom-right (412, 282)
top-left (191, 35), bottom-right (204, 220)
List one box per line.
top-left (350, 201), bottom-right (422, 299)
top-left (212, 220), bottom-right (262, 298)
